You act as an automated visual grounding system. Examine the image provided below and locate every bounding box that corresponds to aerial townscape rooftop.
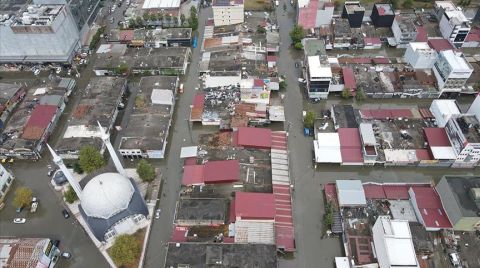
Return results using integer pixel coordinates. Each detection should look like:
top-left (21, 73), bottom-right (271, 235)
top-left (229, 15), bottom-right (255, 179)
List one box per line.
top-left (1, 0), bottom-right (480, 267)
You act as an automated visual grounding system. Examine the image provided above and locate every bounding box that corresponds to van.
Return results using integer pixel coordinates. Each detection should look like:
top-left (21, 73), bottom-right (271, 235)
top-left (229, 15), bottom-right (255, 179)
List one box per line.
top-left (275, 0), bottom-right (279, 6)
top-left (179, 83), bottom-right (184, 93)
top-left (449, 253), bottom-right (461, 267)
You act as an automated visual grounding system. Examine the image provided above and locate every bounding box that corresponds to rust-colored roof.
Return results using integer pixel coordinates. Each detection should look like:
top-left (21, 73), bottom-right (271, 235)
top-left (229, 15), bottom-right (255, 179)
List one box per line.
top-left (22, 126), bottom-right (45, 140)
top-left (203, 38), bottom-right (222, 49)
top-left (73, 104), bottom-right (92, 119)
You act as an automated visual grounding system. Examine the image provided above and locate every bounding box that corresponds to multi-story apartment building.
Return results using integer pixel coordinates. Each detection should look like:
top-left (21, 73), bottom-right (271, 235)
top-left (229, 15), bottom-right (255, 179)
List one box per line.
top-left (212, 0), bottom-right (244, 26)
top-left (432, 50), bottom-right (473, 96)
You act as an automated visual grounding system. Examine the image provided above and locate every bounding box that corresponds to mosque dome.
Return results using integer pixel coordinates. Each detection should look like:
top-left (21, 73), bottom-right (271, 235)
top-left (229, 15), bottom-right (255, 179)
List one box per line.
top-left (80, 172), bottom-right (134, 219)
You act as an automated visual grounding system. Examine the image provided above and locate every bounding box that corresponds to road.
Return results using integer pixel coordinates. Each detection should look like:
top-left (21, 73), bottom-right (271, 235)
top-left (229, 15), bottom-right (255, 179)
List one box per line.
top-left (142, 7), bottom-right (211, 268)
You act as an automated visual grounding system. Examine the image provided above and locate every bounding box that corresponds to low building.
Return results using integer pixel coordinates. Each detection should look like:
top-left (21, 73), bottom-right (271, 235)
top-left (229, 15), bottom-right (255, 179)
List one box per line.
top-left (146, 28), bottom-right (192, 47)
top-left (391, 14), bottom-right (418, 48)
top-left (314, 133), bottom-right (341, 163)
top-left (93, 47), bottom-right (191, 76)
top-left (363, 37), bottom-right (382, 49)
top-left (404, 42), bottom-right (438, 69)
top-left (336, 180), bottom-right (366, 207)
top-left (165, 243), bottom-right (277, 267)
top-left (0, 238), bottom-right (60, 268)
top-left (118, 76), bottom-right (178, 159)
top-left (423, 127), bottom-right (456, 166)
top-left (436, 176), bottom-right (480, 231)
top-left (0, 83), bottom-right (26, 126)
top-left (55, 77), bottom-right (126, 159)
top-left (175, 198), bottom-right (227, 226)
top-left (297, 0), bottom-right (334, 29)
top-left (0, 79), bottom-right (74, 160)
top-left (408, 186), bottom-right (452, 231)
top-left (359, 123), bottom-right (378, 164)
top-left (372, 216), bottom-right (419, 268)
top-left (182, 160), bottom-right (240, 185)
top-left (432, 50), bottom-right (473, 95)
top-left (342, 1), bottom-right (365, 28)
top-left (332, 18), bottom-right (352, 49)
top-left (427, 38), bottom-right (456, 52)
top-left (370, 3), bottom-right (395, 28)
top-left (0, 164), bottom-right (14, 205)
top-left (142, 0), bottom-right (180, 14)
top-left (212, 0), bottom-right (244, 26)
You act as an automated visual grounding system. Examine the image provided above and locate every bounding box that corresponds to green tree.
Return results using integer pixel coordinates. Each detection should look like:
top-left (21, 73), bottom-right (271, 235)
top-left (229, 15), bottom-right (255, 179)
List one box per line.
top-left (136, 160), bottom-right (156, 182)
top-left (279, 80), bottom-right (287, 90)
top-left (303, 111), bottom-right (316, 129)
top-left (355, 88), bottom-right (366, 101)
top-left (390, 0), bottom-right (399, 9)
top-left (341, 87), bottom-right (352, 99)
top-left (73, 162), bottom-right (84, 174)
top-left (12, 187), bottom-right (33, 209)
top-left (64, 186), bottom-right (78, 204)
top-left (188, 6), bottom-right (198, 31)
top-left (180, 14), bottom-right (186, 25)
top-left (289, 25), bottom-right (305, 44)
top-left (403, 0), bottom-right (413, 9)
top-left (333, 0), bottom-right (341, 10)
top-left (143, 12), bottom-right (150, 21)
top-left (128, 18), bottom-right (136, 28)
top-left (115, 63), bottom-right (129, 74)
top-left (78, 145), bottom-right (105, 174)
top-left (135, 16), bottom-right (144, 27)
top-left (109, 234), bottom-right (141, 267)
top-left (257, 25), bottom-right (266, 34)
top-left (294, 42), bottom-right (303, 50)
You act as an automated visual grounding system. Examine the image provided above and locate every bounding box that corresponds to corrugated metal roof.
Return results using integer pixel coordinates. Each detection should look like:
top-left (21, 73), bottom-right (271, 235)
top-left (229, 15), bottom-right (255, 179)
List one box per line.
top-left (410, 186), bottom-right (452, 229)
top-left (204, 160), bottom-right (240, 183)
top-left (424, 128), bottom-right (452, 147)
top-left (336, 180), bottom-right (366, 206)
top-left (359, 123), bottom-right (377, 145)
top-left (236, 127), bottom-right (272, 148)
top-left (22, 105), bottom-right (57, 140)
top-left (235, 192), bottom-right (275, 220)
top-left (342, 67), bottom-right (356, 90)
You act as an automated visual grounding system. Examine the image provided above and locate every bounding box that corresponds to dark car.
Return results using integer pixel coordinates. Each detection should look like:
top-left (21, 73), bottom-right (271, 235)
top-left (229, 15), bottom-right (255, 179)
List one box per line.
top-left (62, 209), bottom-right (70, 219)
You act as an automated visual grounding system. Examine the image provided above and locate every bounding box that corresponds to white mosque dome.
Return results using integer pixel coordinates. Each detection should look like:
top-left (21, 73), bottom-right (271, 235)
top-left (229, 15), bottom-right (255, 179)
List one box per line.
top-left (81, 172), bottom-right (135, 219)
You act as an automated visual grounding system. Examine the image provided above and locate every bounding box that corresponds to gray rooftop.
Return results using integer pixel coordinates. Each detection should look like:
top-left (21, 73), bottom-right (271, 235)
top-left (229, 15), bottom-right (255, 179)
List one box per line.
top-left (175, 198), bottom-right (227, 223)
top-left (334, 18), bottom-right (352, 37)
top-left (119, 76), bottom-right (178, 153)
top-left (165, 243), bottom-right (277, 268)
top-left (303, 38), bottom-right (326, 57)
top-left (395, 14), bottom-right (417, 34)
top-left (55, 77), bottom-right (126, 153)
top-left (0, 83), bottom-right (23, 105)
top-left (439, 176), bottom-right (480, 218)
top-left (455, 115), bottom-right (480, 143)
top-left (94, 47), bottom-right (189, 70)
top-left (344, 2), bottom-right (365, 14)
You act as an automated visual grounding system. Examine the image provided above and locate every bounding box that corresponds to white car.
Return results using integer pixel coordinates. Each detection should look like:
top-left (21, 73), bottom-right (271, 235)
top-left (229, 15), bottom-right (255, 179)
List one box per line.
top-left (155, 209), bottom-right (161, 219)
top-left (13, 218), bottom-right (26, 224)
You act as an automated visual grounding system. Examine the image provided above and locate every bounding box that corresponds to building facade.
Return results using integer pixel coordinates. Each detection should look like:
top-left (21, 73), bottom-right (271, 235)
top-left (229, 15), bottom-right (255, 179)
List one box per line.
top-left (0, 238), bottom-right (60, 268)
top-left (0, 164), bottom-right (14, 205)
top-left (439, 9), bottom-right (470, 48)
top-left (444, 115), bottom-right (480, 168)
top-left (391, 15), bottom-right (418, 48)
top-left (432, 50), bottom-right (473, 94)
top-left (212, 0), bottom-right (244, 26)
top-left (370, 3), bottom-right (395, 28)
top-left (341, 1), bottom-right (364, 28)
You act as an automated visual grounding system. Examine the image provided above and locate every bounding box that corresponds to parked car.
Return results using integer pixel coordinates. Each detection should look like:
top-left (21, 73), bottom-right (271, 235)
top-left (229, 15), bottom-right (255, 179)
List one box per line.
top-left (61, 252), bottom-right (72, 259)
top-left (298, 78), bottom-right (306, 84)
top-left (30, 201), bottom-right (38, 213)
top-left (13, 218), bottom-right (26, 224)
top-left (62, 209), bottom-right (70, 219)
top-left (155, 209), bottom-right (161, 219)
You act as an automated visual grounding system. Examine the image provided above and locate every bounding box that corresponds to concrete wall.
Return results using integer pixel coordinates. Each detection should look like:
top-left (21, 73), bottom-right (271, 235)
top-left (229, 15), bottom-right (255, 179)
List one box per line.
top-left (436, 177), bottom-right (462, 228)
top-left (0, 8), bottom-right (80, 63)
top-left (213, 5), bottom-right (244, 26)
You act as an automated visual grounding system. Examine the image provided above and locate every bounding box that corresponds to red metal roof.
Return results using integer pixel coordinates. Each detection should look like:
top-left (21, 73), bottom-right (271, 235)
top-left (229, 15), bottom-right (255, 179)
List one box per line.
top-left (383, 185), bottom-right (410, 200)
top-left (253, 79), bottom-right (265, 87)
top-left (181, 165), bottom-right (205, 185)
top-left (267, 55), bottom-right (277, 62)
top-left (338, 128), bottom-right (361, 148)
top-left (204, 160), bottom-right (240, 183)
top-left (171, 225), bottom-right (188, 242)
top-left (424, 128), bottom-right (452, 147)
top-left (183, 157), bottom-right (197, 166)
top-left (363, 37), bottom-right (381, 45)
top-left (415, 26), bottom-right (428, 42)
top-left (236, 127), bottom-right (272, 148)
top-left (341, 148), bottom-right (364, 163)
top-left (360, 109), bottom-right (413, 119)
top-left (415, 149), bottom-right (432, 161)
top-left (372, 57), bottom-right (390, 64)
top-left (428, 38), bottom-right (455, 52)
top-left (192, 94), bottom-right (205, 108)
top-left (22, 105), bottom-right (57, 140)
top-left (298, 0), bottom-right (318, 29)
top-left (465, 28), bottom-right (480, 42)
top-left (363, 184), bottom-right (387, 199)
top-left (235, 192), bottom-right (275, 220)
top-left (342, 67), bottom-right (356, 90)
top-left (410, 186), bottom-right (452, 229)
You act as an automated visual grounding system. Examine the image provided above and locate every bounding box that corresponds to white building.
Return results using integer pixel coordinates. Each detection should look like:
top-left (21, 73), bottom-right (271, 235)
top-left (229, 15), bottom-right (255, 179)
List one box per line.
top-left (432, 50), bottom-right (473, 94)
top-left (336, 180), bottom-right (366, 207)
top-left (444, 115), bottom-right (480, 168)
top-left (467, 95), bottom-right (480, 119)
top-left (439, 8), bottom-right (470, 48)
top-left (306, 55), bottom-right (332, 99)
top-left (316, 1), bottom-right (335, 26)
top-left (429, 99), bottom-right (461, 127)
top-left (212, 0), bottom-right (244, 26)
top-left (372, 216), bottom-right (419, 268)
top-left (0, 164), bottom-right (14, 205)
top-left (391, 15), bottom-right (418, 48)
top-left (404, 43), bottom-right (438, 69)
top-left (313, 133), bottom-right (341, 163)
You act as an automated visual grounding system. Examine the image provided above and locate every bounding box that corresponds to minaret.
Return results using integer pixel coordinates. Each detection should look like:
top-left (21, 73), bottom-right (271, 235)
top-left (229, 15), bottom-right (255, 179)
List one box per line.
top-left (97, 122), bottom-right (127, 177)
top-left (47, 144), bottom-right (82, 201)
